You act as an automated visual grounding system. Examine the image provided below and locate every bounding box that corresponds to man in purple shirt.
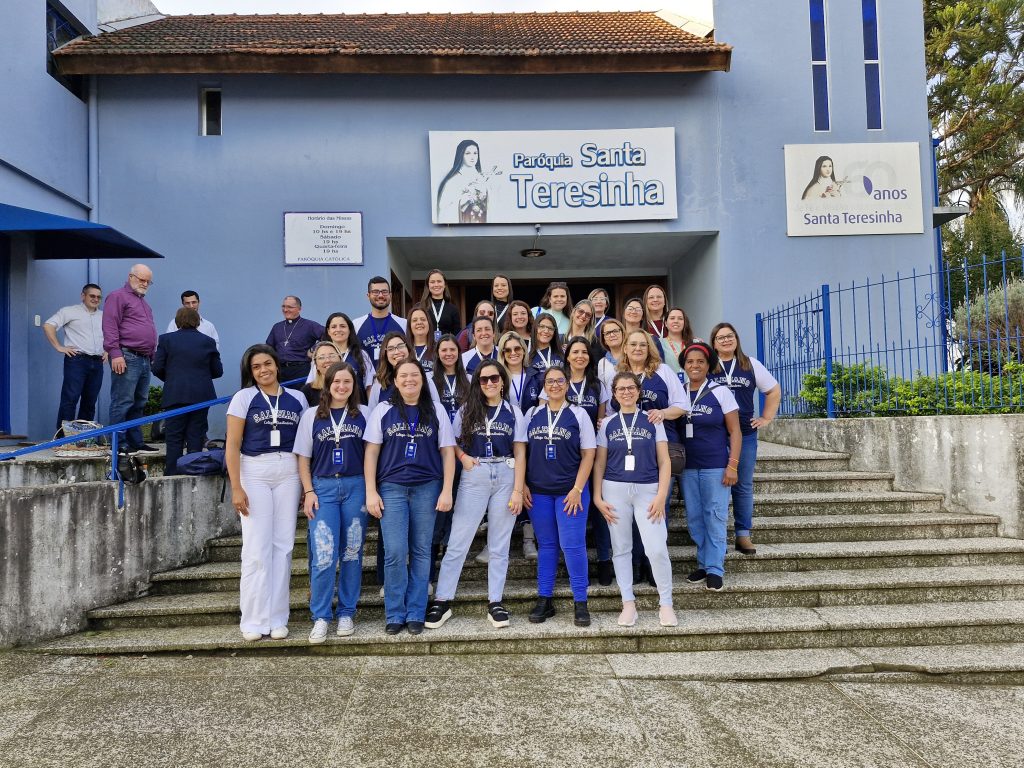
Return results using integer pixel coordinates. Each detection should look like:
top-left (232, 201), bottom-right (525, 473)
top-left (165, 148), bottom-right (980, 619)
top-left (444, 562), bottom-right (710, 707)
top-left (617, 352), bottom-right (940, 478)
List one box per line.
top-left (265, 295), bottom-right (324, 384)
top-left (102, 264), bottom-right (159, 454)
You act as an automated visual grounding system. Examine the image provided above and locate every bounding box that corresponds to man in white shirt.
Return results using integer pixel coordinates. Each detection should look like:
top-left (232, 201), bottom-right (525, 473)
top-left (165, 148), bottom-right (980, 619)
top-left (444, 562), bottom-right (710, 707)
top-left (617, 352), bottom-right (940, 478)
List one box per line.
top-left (166, 290), bottom-right (219, 348)
top-left (44, 283), bottom-right (107, 429)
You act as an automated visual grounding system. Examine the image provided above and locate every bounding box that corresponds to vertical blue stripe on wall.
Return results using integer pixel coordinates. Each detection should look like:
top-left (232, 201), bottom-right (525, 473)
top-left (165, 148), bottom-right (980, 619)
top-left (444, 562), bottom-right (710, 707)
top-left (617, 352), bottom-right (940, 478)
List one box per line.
top-left (865, 63), bottom-right (882, 129)
top-left (0, 236), bottom-right (10, 432)
top-left (812, 65), bottom-right (830, 131)
top-left (862, 0), bottom-right (882, 129)
top-left (809, 0), bottom-right (827, 61)
top-left (862, 0), bottom-right (879, 60)
top-left (809, 0), bottom-right (829, 131)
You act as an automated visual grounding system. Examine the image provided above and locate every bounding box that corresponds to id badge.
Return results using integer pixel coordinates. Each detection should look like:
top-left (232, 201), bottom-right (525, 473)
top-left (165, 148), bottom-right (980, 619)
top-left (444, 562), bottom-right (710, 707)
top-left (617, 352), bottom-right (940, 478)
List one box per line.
top-left (373, 346), bottom-right (380, 361)
top-left (624, 454), bottom-right (636, 472)
top-left (405, 441), bottom-right (417, 459)
top-left (434, 329), bottom-right (442, 342)
top-left (332, 448), bottom-right (344, 467)
top-left (545, 443), bottom-right (556, 461)
top-left (269, 429), bottom-right (281, 448)
top-left (485, 441), bottom-right (494, 458)
top-left (505, 457), bottom-right (516, 469)
top-left (685, 422), bottom-right (694, 439)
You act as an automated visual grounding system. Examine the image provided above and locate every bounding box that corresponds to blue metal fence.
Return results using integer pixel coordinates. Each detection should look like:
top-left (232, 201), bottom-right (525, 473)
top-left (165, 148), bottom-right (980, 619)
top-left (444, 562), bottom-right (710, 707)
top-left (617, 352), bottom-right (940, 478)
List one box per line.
top-left (757, 248), bottom-right (1024, 417)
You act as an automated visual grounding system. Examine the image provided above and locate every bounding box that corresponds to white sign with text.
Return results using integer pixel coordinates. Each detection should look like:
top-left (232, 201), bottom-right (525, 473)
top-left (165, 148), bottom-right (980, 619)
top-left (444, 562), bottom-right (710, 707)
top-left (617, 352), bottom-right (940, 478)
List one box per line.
top-left (429, 128), bottom-right (678, 224)
top-left (284, 212), bottom-right (363, 266)
top-left (784, 142), bottom-right (924, 236)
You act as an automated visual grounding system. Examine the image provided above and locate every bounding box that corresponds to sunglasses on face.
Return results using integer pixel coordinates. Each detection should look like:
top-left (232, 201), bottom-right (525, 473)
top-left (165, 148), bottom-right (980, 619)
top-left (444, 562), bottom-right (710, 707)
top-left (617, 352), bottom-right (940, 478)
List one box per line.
top-left (479, 374), bottom-right (502, 385)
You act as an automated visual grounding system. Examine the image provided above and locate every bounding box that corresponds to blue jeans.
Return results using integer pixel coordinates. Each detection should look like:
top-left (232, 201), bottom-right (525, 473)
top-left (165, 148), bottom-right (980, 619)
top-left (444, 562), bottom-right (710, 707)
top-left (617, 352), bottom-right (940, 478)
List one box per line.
top-left (531, 487), bottom-right (590, 602)
top-left (731, 432), bottom-right (759, 537)
top-left (57, 354), bottom-right (104, 428)
top-left (309, 475), bottom-right (367, 621)
top-left (163, 406), bottom-right (209, 475)
top-left (108, 349), bottom-right (150, 450)
top-left (378, 479), bottom-right (442, 624)
top-left (682, 468), bottom-right (730, 577)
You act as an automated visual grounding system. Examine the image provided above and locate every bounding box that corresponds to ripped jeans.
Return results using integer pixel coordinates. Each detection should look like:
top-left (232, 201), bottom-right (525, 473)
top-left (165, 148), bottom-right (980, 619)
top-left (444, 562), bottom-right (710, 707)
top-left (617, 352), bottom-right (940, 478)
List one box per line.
top-left (309, 474), bottom-right (368, 620)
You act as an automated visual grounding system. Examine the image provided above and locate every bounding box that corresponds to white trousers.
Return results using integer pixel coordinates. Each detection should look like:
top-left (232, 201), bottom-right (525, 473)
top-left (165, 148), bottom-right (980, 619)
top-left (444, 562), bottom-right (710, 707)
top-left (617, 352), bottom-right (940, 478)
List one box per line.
top-left (238, 452), bottom-right (301, 633)
top-left (601, 479), bottom-right (674, 605)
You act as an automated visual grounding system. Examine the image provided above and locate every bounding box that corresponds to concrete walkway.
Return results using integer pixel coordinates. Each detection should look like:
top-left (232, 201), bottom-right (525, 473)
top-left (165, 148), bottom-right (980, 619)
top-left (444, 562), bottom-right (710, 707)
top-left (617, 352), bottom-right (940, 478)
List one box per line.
top-left (3, 651), bottom-right (1022, 767)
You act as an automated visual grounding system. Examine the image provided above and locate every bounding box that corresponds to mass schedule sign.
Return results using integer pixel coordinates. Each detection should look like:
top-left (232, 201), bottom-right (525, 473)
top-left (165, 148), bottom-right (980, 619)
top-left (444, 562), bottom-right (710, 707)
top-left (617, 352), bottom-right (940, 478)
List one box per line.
top-left (284, 212), bottom-right (363, 266)
top-left (429, 128), bottom-right (678, 225)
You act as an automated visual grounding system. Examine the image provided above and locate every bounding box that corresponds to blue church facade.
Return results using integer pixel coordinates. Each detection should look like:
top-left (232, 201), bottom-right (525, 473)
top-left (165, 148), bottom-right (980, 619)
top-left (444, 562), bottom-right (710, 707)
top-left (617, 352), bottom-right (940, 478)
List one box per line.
top-left (1, 1), bottom-right (936, 440)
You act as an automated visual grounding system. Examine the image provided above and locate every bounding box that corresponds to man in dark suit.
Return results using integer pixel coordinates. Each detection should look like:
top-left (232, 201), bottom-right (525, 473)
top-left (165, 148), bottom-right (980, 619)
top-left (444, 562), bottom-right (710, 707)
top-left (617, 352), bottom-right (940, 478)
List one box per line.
top-left (152, 307), bottom-right (224, 475)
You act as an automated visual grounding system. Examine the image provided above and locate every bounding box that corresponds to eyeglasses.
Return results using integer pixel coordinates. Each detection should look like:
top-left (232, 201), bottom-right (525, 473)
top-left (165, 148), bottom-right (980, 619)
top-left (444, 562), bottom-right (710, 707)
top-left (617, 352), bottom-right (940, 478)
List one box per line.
top-left (614, 385), bottom-right (639, 394)
top-left (479, 374), bottom-right (502, 385)
top-left (574, 309), bottom-right (593, 319)
top-left (504, 346), bottom-right (524, 355)
top-left (385, 344), bottom-right (407, 353)
top-left (369, 289), bottom-right (391, 296)
top-left (315, 355), bottom-right (341, 363)
top-left (130, 273), bottom-right (153, 286)
top-left (602, 328), bottom-right (622, 337)
top-left (545, 377), bottom-right (567, 387)
top-left (84, 293), bottom-right (102, 300)
top-left (624, 305), bottom-right (643, 314)
top-left (715, 333), bottom-right (737, 342)
top-left (537, 325), bottom-right (555, 334)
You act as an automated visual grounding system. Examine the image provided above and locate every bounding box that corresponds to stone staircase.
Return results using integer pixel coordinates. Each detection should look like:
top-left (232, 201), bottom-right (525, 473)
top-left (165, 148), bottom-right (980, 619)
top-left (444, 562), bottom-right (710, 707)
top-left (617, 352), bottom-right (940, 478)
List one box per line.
top-left (28, 442), bottom-right (1024, 662)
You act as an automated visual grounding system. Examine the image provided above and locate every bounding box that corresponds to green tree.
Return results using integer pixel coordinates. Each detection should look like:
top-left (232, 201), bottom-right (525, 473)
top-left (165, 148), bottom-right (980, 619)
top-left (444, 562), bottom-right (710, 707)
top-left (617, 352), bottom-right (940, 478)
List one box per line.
top-left (926, 0), bottom-right (1024, 298)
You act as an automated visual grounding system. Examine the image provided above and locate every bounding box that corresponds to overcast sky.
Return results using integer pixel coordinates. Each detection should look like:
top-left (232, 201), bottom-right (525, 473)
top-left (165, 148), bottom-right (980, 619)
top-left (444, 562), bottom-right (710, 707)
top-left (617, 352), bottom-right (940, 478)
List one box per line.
top-left (154, 1), bottom-right (703, 14)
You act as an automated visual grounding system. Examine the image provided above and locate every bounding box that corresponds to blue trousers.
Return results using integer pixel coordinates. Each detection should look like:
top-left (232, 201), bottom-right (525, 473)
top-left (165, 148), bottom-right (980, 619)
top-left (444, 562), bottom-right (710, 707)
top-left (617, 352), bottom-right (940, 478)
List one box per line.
top-left (108, 349), bottom-right (150, 450)
top-left (57, 354), bottom-right (104, 428)
top-left (731, 432), bottom-right (759, 537)
top-left (378, 479), bottom-right (441, 624)
top-left (163, 406), bottom-right (208, 475)
top-left (682, 468), bottom-right (730, 577)
top-left (309, 474), bottom-right (367, 620)
top-left (531, 487), bottom-right (590, 601)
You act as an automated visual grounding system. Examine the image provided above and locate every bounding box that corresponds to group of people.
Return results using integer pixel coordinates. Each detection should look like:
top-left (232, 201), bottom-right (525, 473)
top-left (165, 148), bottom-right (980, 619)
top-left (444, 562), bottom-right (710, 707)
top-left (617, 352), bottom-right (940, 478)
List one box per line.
top-left (224, 273), bottom-right (781, 642)
top-left (45, 268), bottom-right (782, 640)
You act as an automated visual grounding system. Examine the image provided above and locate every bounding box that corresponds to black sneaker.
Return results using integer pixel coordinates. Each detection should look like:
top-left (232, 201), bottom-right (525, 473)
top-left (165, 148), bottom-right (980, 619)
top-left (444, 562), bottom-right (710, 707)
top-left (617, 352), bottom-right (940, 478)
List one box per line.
top-left (573, 601), bottom-right (591, 627)
top-left (528, 596), bottom-right (555, 624)
top-left (487, 602), bottom-right (510, 628)
top-left (131, 443), bottom-right (161, 455)
top-left (424, 600), bottom-right (452, 629)
top-left (686, 569), bottom-right (707, 584)
top-left (407, 621), bottom-right (424, 635)
top-left (705, 574), bottom-right (724, 591)
top-left (384, 622), bottom-right (405, 635)
top-left (597, 560), bottom-right (614, 587)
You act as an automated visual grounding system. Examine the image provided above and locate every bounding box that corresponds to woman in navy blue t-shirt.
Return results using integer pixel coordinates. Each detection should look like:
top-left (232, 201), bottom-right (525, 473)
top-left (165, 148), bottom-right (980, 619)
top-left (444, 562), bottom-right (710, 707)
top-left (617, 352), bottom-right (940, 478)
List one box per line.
top-left (431, 334), bottom-right (470, 425)
top-left (680, 342), bottom-right (742, 592)
top-left (293, 362), bottom-right (369, 643)
top-left (593, 372), bottom-right (677, 627)
top-left (523, 366), bottom-right (597, 627)
top-left (530, 313), bottom-right (564, 372)
top-left (225, 344), bottom-right (306, 642)
top-left (406, 307), bottom-right (436, 374)
top-left (364, 359), bottom-right (456, 635)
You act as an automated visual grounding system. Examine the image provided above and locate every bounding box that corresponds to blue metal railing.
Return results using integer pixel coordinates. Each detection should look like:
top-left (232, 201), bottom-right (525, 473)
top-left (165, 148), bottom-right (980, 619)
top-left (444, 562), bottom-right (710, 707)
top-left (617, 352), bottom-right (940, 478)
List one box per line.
top-left (757, 248), bottom-right (1024, 417)
top-left (1, 377), bottom-right (306, 508)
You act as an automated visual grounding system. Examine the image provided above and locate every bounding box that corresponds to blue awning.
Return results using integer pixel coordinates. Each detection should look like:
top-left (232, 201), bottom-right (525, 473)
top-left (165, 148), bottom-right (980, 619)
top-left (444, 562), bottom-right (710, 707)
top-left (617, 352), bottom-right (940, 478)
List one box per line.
top-left (0, 203), bottom-right (163, 260)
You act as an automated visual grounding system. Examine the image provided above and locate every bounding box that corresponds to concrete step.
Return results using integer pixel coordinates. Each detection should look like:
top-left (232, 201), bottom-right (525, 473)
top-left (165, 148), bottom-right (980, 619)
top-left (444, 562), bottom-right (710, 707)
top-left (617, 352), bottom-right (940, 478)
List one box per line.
top-left (0, 448), bottom-right (169, 488)
top-left (29, 600), bottom-right (1024, 656)
top-left (88, 565), bottom-right (1024, 629)
top-left (749, 471), bottom-right (894, 494)
top-left (208, 510), bottom-right (995, 563)
top-left (751, 442), bottom-right (851, 473)
top-left (150, 537), bottom-right (1024, 594)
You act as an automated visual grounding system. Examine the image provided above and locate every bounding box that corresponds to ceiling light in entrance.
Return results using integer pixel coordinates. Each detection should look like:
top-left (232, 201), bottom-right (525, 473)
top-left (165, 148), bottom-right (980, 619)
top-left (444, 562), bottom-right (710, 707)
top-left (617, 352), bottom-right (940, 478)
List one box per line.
top-left (521, 223), bottom-right (545, 258)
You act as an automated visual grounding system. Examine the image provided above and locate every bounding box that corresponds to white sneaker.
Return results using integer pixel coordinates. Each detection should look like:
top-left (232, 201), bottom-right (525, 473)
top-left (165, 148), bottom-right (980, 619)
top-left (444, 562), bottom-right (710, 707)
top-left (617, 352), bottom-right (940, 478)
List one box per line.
top-left (522, 523), bottom-right (538, 561)
top-left (309, 619), bottom-right (329, 644)
top-left (270, 626), bottom-right (289, 640)
top-left (379, 586), bottom-right (385, 598)
top-left (241, 630), bottom-right (262, 642)
top-left (428, 582), bottom-right (435, 596)
top-left (336, 616), bottom-right (355, 637)
top-left (474, 547), bottom-right (490, 564)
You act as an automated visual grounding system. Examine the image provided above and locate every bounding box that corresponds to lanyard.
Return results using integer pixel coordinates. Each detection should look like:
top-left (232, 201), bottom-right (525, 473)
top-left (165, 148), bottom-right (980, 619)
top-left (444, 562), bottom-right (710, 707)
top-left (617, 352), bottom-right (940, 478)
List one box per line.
top-left (368, 314), bottom-right (390, 344)
top-left (536, 347), bottom-right (552, 369)
top-left (510, 370), bottom-right (525, 403)
top-left (648, 319), bottom-right (665, 338)
top-left (495, 302), bottom-right (508, 326)
top-left (689, 380), bottom-right (711, 415)
top-left (484, 403), bottom-right (503, 439)
top-left (444, 374), bottom-right (458, 399)
top-left (416, 345), bottom-right (428, 362)
top-left (546, 403), bottom-right (566, 443)
top-left (408, 412), bottom-right (420, 444)
top-left (430, 299), bottom-right (445, 327)
top-left (261, 388), bottom-right (281, 427)
top-left (476, 347), bottom-right (496, 363)
top-left (568, 379), bottom-right (587, 405)
top-left (328, 407), bottom-right (348, 445)
top-left (723, 359), bottom-right (737, 387)
top-left (618, 409), bottom-right (640, 454)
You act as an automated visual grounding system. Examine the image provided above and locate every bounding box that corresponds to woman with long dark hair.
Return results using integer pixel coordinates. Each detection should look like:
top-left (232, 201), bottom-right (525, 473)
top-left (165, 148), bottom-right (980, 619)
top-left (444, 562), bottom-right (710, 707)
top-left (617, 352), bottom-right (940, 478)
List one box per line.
top-left (406, 306), bottom-right (436, 373)
top-left (523, 366), bottom-right (597, 627)
top-left (643, 285), bottom-right (669, 339)
top-left (530, 312), bottom-right (564, 372)
top-left (293, 362), bottom-right (369, 642)
top-left (316, 312), bottom-right (374, 395)
top-left (708, 322), bottom-right (781, 555)
top-left (501, 299), bottom-right (534, 344)
top-left (491, 274), bottom-right (513, 328)
top-left (225, 344), bottom-right (305, 642)
top-left (662, 307), bottom-right (694, 377)
top-left (426, 361), bottom-right (528, 630)
top-left (432, 334), bottom-right (471, 424)
top-left (801, 155), bottom-right (842, 200)
top-left (364, 359), bottom-right (456, 634)
top-left (418, 268), bottom-right (461, 337)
